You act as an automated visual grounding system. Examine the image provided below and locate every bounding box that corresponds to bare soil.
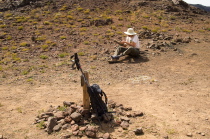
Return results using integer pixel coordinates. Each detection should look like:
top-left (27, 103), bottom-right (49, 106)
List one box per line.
top-left (1, 40), bottom-right (210, 139)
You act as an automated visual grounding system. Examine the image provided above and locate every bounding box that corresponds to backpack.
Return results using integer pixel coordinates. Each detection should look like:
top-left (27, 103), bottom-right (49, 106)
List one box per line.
top-left (88, 84), bottom-right (108, 116)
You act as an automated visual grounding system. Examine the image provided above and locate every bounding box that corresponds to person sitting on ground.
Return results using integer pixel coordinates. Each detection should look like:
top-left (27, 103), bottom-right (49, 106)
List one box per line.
top-left (111, 28), bottom-right (140, 61)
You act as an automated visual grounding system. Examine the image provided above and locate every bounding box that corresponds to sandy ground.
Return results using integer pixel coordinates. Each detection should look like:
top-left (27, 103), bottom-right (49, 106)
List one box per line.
top-left (0, 41), bottom-right (210, 139)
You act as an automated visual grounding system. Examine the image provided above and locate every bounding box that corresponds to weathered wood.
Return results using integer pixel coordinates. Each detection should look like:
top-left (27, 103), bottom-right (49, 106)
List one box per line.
top-left (81, 71), bottom-right (90, 110)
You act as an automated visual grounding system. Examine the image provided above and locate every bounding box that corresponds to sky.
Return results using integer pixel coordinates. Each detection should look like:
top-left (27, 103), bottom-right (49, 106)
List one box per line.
top-left (182, 0), bottom-right (210, 6)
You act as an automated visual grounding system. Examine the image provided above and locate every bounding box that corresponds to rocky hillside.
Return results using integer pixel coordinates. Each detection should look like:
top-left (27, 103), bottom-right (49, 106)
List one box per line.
top-left (0, 0), bottom-right (210, 84)
top-left (191, 4), bottom-right (210, 12)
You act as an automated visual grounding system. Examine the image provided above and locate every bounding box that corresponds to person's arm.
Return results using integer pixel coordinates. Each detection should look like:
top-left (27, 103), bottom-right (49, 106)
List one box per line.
top-left (121, 41), bottom-right (136, 47)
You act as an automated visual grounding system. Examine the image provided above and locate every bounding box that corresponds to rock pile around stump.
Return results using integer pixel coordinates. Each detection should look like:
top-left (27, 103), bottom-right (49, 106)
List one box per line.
top-left (34, 100), bottom-right (144, 138)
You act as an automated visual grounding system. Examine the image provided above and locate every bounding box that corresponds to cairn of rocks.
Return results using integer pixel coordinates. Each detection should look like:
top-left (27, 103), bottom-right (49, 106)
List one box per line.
top-left (34, 100), bottom-right (144, 138)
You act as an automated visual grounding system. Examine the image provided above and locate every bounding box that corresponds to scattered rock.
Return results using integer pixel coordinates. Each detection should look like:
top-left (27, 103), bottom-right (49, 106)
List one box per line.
top-left (46, 117), bottom-right (57, 134)
top-left (54, 111), bottom-right (65, 120)
top-left (201, 132), bottom-right (205, 136)
top-left (186, 133), bottom-right (193, 137)
top-left (103, 133), bottom-right (111, 139)
top-left (120, 121), bottom-right (129, 130)
top-left (133, 127), bottom-right (144, 135)
top-left (70, 112), bottom-right (82, 122)
top-left (85, 126), bottom-right (98, 138)
top-left (133, 111), bottom-right (144, 117)
top-left (53, 123), bottom-right (62, 132)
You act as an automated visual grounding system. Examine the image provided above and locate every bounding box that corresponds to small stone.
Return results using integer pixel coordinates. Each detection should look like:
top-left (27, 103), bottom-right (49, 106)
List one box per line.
top-left (79, 126), bottom-right (87, 131)
top-left (47, 117), bottom-right (57, 134)
top-left (0, 135), bottom-right (3, 139)
top-left (163, 135), bottom-right (169, 139)
top-left (72, 130), bottom-right (79, 136)
top-left (201, 132), bottom-right (205, 136)
top-left (120, 121), bottom-right (129, 130)
top-left (85, 130), bottom-right (96, 138)
top-left (103, 133), bottom-right (111, 139)
top-left (62, 124), bottom-right (70, 130)
top-left (71, 124), bottom-right (79, 131)
top-left (63, 101), bottom-right (72, 106)
top-left (71, 120), bottom-right (75, 125)
top-left (133, 127), bottom-right (143, 135)
top-left (61, 134), bottom-right (71, 139)
top-left (54, 111), bottom-right (64, 120)
top-left (186, 133), bottom-right (193, 137)
top-left (70, 112), bottom-right (82, 122)
top-left (133, 111), bottom-right (144, 117)
top-left (53, 123), bottom-right (62, 132)
top-left (78, 130), bottom-right (84, 137)
top-left (120, 116), bottom-right (130, 122)
top-left (103, 113), bottom-right (113, 122)
top-left (64, 116), bottom-right (72, 123)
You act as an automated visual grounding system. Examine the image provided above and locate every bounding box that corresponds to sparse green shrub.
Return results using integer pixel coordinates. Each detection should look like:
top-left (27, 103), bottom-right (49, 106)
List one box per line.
top-left (80, 27), bottom-right (87, 32)
top-left (40, 55), bottom-right (48, 59)
top-left (27, 78), bottom-right (33, 82)
top-left (6, 35), bottom-right (12, 40)
top-left (182, 29), bottom-right (192, 33)
top-left (142, 13), bottom-right (150, 18)
top-left (22, 48), bottom-right (29, 52)
top-left (115, 10), bottom-right (123, 14)
top-left (22, 70), bottom-right (30, 75)
top-left (198, 30), bottom-right (205, 33)
top-left (116, 23), bottom-right (123, 27)
top-left (170, 16), bottom-right (176, 20)
top-left (78, 52), bottom-right (85, 56)
top-left (0, 66), bottom-right (2, 71)
top-left (59, 5), bottom-right (67, 11)
top-left (84, 9), bottom-right (90, 14)
top-left (4, 13), bottom-right (12, 17)
top-left (77, 7), bottom-right (84, 11)
top-left (80, 32), bottom-right (86, 36)
top-left (17, 26), bottom-right (23, 30)
top-left (60, 36), bottom-right (67, 39)
top-left (118, 17), bottom-right (123, 21)
top-left (36, 121), bottom-right (46, 129)
top-left (84, 41), bottom-right (90, 45)
top-left (43, 21), bottom-right (51, 25)
top-left (2, 46), bottom-right (9, 50)
top-left (127, 25), bottom-right (132, 28)
top-left (111, 26), bottom-right (117, 30)
top-left (20, 42), bottom-right (28, 47)
top-left (36, 36), bottom-right (47, 41)
top-left (58, 106), bottom-right (67, 111)
top-left (77, 19), bottom-right (84, 22)
top-left (67, 15), bottom-right (73, 20)
top-left (15, 17), bottom-right (27, 23)
top-left (0, 25), bottom-right (6, 28)
top-left (58, 53), bottom-right (68, 58)
top-left (11, 46), bottom-right (17, 50)
top-left (41, 45), bottom-right (49, 51)
top-left (16, 107), bottom-right (22, 113)
top-left (93, 33), bottom-right (99, 36)
top-left (142, 26), bottom-right (148, 30)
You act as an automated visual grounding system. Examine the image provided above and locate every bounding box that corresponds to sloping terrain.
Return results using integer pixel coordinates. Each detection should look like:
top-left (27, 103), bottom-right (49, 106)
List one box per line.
top-left (0, 0), bottom-right (210, 139)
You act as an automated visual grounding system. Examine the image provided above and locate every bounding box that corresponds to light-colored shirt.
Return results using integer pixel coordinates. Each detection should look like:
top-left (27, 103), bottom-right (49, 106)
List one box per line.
top-left (125, 35), bottom-right (140, 48)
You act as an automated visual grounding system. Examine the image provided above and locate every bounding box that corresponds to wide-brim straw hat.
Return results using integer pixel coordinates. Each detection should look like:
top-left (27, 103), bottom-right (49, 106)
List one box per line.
top-left (124, 28), bottom-right (137, 35)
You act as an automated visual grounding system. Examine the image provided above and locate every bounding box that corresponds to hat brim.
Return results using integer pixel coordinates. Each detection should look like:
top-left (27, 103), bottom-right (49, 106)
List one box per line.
top-left (124, 32), bottom-right (137, 35)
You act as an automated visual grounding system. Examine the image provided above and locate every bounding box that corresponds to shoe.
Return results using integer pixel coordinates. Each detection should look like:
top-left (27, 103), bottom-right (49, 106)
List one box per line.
top-left (111, 55), bottom-right (120, 60)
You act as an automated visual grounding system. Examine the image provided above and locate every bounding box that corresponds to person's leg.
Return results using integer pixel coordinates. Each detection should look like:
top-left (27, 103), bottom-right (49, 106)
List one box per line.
top-left (123, 47), bottom-right (140, 57)
top-left (113, 46), bottom-right (127, 56)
